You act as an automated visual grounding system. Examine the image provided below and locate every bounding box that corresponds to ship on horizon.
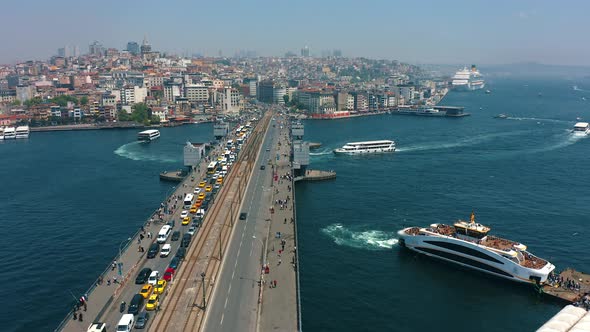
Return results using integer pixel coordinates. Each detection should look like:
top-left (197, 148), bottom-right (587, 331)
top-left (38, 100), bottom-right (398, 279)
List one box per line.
top-left (451, 65), bottom-right (485, 91)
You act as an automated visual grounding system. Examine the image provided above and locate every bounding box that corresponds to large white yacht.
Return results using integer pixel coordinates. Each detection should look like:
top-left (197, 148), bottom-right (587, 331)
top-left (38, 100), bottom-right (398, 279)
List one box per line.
top-left (137, 129), bottom-right (160, 142)
top-left (398, 213), bottom-right (555, 284)
top-left (451, 65), bottom-right (485, 91)
top-left (333, 140), bottom-right (395, 154)
top-left (15, 125), bottom-right (30, 139)
top-left (3, 127), bottom-right (16, 139)
top-left (572, 122), bottom-right (589, 136)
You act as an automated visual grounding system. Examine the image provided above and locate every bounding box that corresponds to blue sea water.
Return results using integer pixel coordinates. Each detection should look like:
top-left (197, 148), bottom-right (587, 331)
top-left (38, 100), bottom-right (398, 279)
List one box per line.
top-left (0, 77), bottom-right (589, 331)
top-left (297, 77), bottom-right (590, 331)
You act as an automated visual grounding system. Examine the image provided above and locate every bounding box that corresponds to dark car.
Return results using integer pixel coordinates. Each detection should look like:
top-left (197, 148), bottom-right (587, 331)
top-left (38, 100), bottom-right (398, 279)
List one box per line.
top-left (171, 231), bottom-right (181, 241)
top-left (239, 212), bottom-right (247, 220)
top-left (176, 246), bottom-right (187, 259)
top-left (147, 243), bottom-right (160, 259)
top-left (209, 178), bottom-right (216, 185)
top-left (135, 311), bottom-right (150, 329)
top-left (135, 267), bottom-right (152, 284)
top-left (167, 219), bottom-right (175, 228)
top-left (169, 256), bottom-right (181, 270)
top-left (128, 294), bottom-right (144, 315)
top-left (181, 233), bottom-right (191, 248)
top-left (204, 195), bottom-right (212, 203)
top-left (260, 165), bottom-right (265, 170)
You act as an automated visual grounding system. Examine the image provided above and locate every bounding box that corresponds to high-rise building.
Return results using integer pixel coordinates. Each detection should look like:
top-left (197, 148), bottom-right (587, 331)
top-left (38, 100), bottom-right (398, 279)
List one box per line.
top-left (301, 45), bottom-right (310, 57)
top-left (127, 41), bottom-right (140, 55)
top-left (89, 41), bottom-right (104, 56)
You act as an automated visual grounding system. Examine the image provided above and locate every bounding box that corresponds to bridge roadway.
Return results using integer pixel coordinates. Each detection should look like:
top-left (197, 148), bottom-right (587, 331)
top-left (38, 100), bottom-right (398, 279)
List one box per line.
top-left (59, 134), bottom-right (228, 332)
top-left (201, 112), bottom-right (280, 331)
top-left (146, 111), bottom-right (273, 331)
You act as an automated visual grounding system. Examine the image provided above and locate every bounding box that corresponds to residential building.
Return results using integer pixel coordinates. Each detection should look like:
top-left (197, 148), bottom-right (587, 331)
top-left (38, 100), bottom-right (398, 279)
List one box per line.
top-left (16, 85), bottom-right (35, 102)
top-left (185, 84), bottom-right (209, 103)
top-left (220, 87), bottom-right (241, 114)
top-left (121, 86), bottom-right (147, 105)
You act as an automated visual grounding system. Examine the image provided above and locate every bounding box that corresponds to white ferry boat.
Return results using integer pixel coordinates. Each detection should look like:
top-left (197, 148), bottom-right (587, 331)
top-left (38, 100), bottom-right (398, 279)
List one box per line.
top-left (3, 127), bottom-right (16, 139)
top-left (0, 127), bottom-right (4, 140)
top-left (333, 140), bottom-right (395, 154)
top-left (572, 122), bottom-right (589, 136)
top-left (137, 129), bottom-right (161, 142)
top-left (398, 213), bottom-right (555, 284)
top-left (451, 65), bottom-right (485, 91)
top-left (15, 125), bottom-right (30, 139)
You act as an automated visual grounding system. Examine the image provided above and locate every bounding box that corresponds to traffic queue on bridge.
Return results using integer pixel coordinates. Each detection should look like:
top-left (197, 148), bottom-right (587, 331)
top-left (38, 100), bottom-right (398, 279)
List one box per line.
top-left (112, 125), bottom-right (249, 331)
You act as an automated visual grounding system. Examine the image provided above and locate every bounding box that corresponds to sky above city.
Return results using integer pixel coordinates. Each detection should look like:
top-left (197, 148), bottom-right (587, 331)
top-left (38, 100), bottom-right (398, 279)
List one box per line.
top-left (1, 0), bottom-right (588, 66)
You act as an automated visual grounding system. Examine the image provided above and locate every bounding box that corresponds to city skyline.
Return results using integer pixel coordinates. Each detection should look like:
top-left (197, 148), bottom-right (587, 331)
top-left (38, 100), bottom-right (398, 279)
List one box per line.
top-left (1, 0), bottom-right (588, 66)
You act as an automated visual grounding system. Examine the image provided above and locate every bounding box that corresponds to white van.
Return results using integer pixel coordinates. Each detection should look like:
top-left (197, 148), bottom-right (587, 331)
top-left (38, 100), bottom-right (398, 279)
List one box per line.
top-left (157, 225), bottom-right (172, 244)
top-left (196, 209), bottom-right (205, 219)
top-left (117, 314), bottom-right (134, 332)
top-left (160, 244), bottom-right (171, 257)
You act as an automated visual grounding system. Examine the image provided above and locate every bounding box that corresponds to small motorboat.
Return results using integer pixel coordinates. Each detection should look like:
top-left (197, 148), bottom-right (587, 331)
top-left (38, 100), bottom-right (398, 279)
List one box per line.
top-left (494, 114), bottom-right (508, 119)
top-left (485, 90), bottom-right (491, 94)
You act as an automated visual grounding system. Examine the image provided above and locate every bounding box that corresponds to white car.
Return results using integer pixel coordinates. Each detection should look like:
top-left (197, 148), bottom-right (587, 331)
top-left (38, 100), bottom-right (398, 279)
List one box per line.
top-left (180, 210), bottom-right (189, 218)
top-left (160, 244), bottom-right (171, 257)
top-left (194, 188), bottom-right (201, 194)
top-left (148, 271), bottom-right (160, 285)
top-left (188, 226), bottom-right (197, 236)
top-left (196, 209), bottom-right (205, 218)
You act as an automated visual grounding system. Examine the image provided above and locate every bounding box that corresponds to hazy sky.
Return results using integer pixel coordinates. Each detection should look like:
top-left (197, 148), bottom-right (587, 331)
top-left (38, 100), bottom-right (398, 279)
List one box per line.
top-left (1, 0), bottom-right (588, 65)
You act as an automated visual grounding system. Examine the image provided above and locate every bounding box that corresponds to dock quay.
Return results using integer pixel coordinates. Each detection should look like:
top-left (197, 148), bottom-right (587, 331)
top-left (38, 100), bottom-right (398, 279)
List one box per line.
top-left (542, 269), bottom-right (590, 303)
top-left (31, 122), bottom-right (145, 132)
top-left (294, 169), bottom-right (336, 182)
top-left (159, 170), bottom-right (188, 182)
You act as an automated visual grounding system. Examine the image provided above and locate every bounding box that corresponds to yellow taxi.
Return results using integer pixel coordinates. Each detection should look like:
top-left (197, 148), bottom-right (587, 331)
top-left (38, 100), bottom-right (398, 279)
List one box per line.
top-left (139, 284), bottom-right (153, 299)
top-left (205, 185), bottom-right (212, 192)
top-left (194, 200), bottom-right (202, 208)
top-left (182, 216), bottom-right (191, 225)
top-left (198, 181), bottom-right (206, 188)
top-left (189, 206), bottom-right (197, 214)
top-left (146, 294), bottom-right (159, 311)
top-left (198, 193), bottom-right (206, 200)
top-left (154, 279), bottom-right (167, 295)
top-left (216, 177), bottom-right (223, 184)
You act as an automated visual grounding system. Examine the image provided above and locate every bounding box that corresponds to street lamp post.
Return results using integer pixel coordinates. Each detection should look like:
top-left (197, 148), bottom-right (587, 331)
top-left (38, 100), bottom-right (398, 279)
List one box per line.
top-left (201, 272), bottom-right (206, 309)
top-left (118, 237), bottom-right (131, 276)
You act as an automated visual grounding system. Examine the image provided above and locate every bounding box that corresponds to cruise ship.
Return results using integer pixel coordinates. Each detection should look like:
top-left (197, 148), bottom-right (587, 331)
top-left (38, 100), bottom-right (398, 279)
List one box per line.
top-left (398, 213), bottom-right (555, 284)
top-left (15, 125), bottom-right (30, 139)
top-left (137, 129), bottom-right (160, 142)
top-left (572, 122), bottom-right (590, 136)
top-left (333, 140), bottom-right (395, 154)
top-left (451, 65), bottom-right (485, 91)
top-left (3, 127), bottom-right (16, 139)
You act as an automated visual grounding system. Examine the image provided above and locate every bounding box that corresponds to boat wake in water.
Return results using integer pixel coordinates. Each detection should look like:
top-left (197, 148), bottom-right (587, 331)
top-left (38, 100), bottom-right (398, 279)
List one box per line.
top-left (397, 131), bottom-right (526, 153)
top-left (309, 149), bottom-right (332, 156)
top-left (114, 141), bottom-right (180, 163)
top-left (527, 131), bottom-right (587, 154)
top-left (321, 223), bottom-right (398, 250)
top-left (505, 116), bottom-right (572, 124)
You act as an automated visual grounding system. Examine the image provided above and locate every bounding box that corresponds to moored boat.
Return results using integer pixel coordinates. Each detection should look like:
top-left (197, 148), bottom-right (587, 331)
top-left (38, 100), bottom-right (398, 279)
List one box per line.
top-left (15, 125), bottom-right (30, 139)
top-left (3, 127), bottom-right (16, 139)
top-left (397, 212), bottom-right (555, 284)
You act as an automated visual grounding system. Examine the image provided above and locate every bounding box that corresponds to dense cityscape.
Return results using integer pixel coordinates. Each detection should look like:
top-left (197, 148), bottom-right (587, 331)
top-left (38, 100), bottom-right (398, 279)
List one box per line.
top-left (0, 38), bottom-right (450, 128)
